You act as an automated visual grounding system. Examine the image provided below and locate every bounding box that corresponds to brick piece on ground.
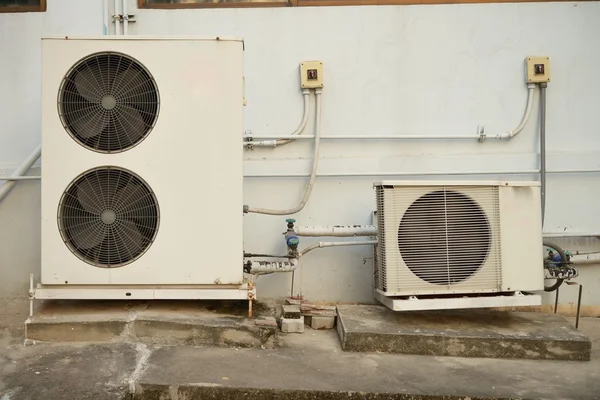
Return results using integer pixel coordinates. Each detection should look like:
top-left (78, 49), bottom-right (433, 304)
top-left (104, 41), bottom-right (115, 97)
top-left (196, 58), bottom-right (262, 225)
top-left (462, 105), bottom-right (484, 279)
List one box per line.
top-left (281, 316), bottom-right (304, 333)
top-left (311, 316), bottom-right (336, 330)
top-left (285, 297), bottom-right (304, 306)
top-left (255, 316), bottom-right (277, 328)
top-left (282, 305), bottom-right (301, 319)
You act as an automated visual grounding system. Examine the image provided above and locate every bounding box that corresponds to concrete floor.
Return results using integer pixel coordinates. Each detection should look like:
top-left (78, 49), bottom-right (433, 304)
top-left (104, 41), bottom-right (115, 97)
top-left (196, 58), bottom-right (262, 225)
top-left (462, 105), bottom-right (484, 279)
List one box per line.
top-left (1, 298), bottom-right (599, 400)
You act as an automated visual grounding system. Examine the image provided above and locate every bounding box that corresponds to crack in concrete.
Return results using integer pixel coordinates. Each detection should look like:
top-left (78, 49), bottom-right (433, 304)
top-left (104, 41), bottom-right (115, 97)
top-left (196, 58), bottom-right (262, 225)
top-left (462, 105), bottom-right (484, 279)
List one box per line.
top-left (127, 342), bottom-right (153, 394)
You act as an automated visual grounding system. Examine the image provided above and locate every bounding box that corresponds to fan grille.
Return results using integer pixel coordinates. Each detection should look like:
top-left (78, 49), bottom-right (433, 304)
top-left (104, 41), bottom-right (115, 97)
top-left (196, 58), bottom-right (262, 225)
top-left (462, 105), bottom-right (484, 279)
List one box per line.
top-left (397, 190), bottom-right (491, 285)
top-left (58, 52), bottom-right (160, 153)
top-left (58, 167), bottom-right (160, 268)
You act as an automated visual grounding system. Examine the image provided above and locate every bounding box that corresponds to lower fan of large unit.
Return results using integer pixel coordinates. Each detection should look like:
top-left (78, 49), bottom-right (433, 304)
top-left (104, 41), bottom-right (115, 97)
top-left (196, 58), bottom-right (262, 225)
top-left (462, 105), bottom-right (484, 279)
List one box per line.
top-left (57, 166), bottom-right (160, 268)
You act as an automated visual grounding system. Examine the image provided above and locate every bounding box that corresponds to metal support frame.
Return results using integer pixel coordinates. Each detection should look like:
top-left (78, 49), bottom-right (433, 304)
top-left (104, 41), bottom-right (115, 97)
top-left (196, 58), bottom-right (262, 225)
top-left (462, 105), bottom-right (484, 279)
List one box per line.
top-left (28, 273), bottom-right (256, 318)
top-left (554, 281), bottom-right (583, 329)
top-left (375, 290), bottom-right (542, 312)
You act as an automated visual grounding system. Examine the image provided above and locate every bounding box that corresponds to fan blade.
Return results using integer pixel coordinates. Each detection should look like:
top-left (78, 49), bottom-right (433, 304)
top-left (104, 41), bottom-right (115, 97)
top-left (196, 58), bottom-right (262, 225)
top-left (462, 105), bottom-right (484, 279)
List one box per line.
top-left (71, 111), bottom-right (108, 139)
top-left (113, 69), bottom-right (145, 98)
top-left (77, 179), bottom-right (103, 213)
top-left (75, 69), bottom-right (104, 103)
top-left (112, 183), bottom-right (143, 211)
top-left (118, 219), bottom-right (144, 252)
top-left (69, 220), bottom-right (105, 250)
top-left (118, 106), bottom-right (147, 143)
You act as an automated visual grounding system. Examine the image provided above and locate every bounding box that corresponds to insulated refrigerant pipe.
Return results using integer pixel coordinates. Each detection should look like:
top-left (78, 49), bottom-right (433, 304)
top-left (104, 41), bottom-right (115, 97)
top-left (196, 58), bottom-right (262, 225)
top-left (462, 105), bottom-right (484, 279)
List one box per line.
top-left (0, 144), bottom-right (42, 203)
top-left (244, 88), bottom-right (323, 215)
top-left (295, 225), bottom-right (378, 237)
top-left (299, 240), bottom-right (378, 257)
top-left (247, 258), bottom-right (299, 274)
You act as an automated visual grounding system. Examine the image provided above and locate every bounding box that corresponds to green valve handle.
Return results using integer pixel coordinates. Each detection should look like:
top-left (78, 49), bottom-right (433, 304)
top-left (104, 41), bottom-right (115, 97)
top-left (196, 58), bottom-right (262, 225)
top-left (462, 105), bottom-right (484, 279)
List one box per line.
top-left (286, 219), bottom-right (296, 224)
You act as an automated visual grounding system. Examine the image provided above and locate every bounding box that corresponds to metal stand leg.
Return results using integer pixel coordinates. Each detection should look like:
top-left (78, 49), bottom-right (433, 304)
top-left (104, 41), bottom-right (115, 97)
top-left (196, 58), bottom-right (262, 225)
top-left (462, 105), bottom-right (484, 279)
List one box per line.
top-left (554, 286), bottom-right (559, 314)
top-left (565, 282), bottom-right (583, 329)
top-left (248, 276), bottom-right (254, 319)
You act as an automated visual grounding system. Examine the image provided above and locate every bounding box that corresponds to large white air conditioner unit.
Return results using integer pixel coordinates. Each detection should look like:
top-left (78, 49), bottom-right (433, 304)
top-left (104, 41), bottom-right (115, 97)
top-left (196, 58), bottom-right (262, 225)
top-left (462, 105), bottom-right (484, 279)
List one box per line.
top-left (373, 180), bottom-right (544, 311)
top-left (34, 36), bottom-right (248, 300)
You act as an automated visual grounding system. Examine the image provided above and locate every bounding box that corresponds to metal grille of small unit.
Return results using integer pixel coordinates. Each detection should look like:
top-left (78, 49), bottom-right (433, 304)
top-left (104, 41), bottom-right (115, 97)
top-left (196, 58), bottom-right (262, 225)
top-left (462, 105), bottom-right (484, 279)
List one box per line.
top-left (58, 52), bottom-right (160, 153)
top-left (377, 185), bottom-right (502, 293)
top-left (58, 167), bottom-right (160, 268)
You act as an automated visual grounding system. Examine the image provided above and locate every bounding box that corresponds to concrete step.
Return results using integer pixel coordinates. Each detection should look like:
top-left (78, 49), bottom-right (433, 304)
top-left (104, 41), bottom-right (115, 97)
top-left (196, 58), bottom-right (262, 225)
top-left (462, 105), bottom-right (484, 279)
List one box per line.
top-left (336, 304), bottom-right (591, 361)
top-left (25, 300), bottom-right (278, 348)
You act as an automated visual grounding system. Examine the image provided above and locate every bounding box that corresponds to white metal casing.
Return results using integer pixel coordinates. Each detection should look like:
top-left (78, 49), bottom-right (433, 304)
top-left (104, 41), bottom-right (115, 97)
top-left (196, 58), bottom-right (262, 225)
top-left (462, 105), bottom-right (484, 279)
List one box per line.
top-left (374, 180), bottom-right (544, 297)
top-left (41, 36), bottom-right (244, 286)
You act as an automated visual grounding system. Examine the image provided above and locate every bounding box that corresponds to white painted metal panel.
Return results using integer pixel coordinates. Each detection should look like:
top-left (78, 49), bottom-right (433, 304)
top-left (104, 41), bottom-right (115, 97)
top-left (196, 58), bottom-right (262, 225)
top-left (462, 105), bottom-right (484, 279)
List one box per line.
top-left (41, 37), bottom-right (244, 286)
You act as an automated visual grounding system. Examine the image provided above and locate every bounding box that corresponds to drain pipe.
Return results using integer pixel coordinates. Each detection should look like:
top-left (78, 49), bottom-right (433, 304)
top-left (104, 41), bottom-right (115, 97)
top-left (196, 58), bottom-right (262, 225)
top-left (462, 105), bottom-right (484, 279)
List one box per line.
top-left (114, 0), bottom-right (121, 35)
top-left (0, 144), bottom-right (42, 203)
top-left (122, 0), bottom-right (128, 35)
top-left (540, 82), bottom-right (547, 226)
top-left (102, 0), bottom-right (109, 35)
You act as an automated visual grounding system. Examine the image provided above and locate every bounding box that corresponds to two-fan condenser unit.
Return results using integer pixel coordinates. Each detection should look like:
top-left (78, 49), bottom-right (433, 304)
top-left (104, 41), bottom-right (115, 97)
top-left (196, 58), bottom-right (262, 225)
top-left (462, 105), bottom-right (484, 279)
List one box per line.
top-left (374, 181), bottom-right (544, 311)
top-left (34, 36), bottom-right (247, 300)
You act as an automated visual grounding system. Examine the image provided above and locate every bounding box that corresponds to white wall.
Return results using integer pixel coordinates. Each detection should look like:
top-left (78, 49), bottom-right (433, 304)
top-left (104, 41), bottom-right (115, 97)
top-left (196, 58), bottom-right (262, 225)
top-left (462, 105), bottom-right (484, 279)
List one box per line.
top-left (1, 0), bottom-right (599, 306)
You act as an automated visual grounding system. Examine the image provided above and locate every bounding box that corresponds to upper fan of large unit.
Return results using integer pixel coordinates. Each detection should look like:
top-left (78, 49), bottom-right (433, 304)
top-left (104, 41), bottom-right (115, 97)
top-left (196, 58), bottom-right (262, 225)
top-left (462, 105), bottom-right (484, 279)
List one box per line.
top-left (58, 51), bottom-right (160, 153)
top-left (374, 181), bottom-right (544, 297)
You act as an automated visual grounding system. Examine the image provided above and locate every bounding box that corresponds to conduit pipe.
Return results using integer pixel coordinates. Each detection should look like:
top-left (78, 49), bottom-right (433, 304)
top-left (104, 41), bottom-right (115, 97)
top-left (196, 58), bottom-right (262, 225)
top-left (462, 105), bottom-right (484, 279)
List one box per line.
top-left (243, 84), bottom-right (537, 146)
top-left (493, 84), bottom-right (537, 140)
top-left (540, 83), bottom-right (547, 226)
top-left (295, 225), bottom-right (377, 237)
top-left (0, 144), bottom-right (42, 203)
top-left (275, 89), bottom-right (311, 146)
top-left (299, 240), bottom-right (378, 257)
top-left (244, 88), bottom-right (323, 215)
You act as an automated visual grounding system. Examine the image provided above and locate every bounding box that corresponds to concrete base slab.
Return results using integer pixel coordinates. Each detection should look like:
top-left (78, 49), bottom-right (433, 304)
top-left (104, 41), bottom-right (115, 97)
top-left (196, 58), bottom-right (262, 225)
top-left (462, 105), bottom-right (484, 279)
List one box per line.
top-left (336, 304), bottom-right (591, 361)
top-left (25, 300), bottom-right (277, 348)
top-left (131, 327), bottom-right (600, 400)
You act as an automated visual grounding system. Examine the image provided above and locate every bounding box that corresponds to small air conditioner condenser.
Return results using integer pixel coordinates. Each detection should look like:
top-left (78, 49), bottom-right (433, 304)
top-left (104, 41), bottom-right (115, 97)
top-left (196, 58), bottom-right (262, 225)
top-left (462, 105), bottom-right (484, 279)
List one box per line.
top-left (374, 181), bottom-right (544, 298)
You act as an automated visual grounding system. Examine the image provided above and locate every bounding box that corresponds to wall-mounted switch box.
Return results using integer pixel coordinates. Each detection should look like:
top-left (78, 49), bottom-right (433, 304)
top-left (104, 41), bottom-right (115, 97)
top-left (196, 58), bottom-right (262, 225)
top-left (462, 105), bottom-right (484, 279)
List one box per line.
top-left (526, 56), bottom-right (550, 83)
top-left (300, 61), bottom-right (324, 89)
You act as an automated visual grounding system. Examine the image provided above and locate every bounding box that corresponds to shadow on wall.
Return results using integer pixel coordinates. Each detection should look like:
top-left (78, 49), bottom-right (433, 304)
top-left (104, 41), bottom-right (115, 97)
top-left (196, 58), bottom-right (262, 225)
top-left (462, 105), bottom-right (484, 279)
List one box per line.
top-left (0, 172), bottom-right (41, 297)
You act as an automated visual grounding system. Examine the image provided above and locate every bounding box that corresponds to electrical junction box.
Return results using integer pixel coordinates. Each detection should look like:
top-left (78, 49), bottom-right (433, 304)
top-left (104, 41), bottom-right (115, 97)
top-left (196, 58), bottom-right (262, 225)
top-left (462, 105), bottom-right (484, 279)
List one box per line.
top-left (526, 56), bottom-right (550, 83)
top-left (300, 61), bottom-right (324, 89)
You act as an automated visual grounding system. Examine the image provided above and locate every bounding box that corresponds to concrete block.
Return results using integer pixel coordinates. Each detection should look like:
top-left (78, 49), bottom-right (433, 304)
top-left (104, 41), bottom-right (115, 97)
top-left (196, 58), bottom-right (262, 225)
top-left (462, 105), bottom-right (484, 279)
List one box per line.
top-left (311, 316), bottom-right (336, 330)
top-left (281, 316), bottom-right (304, 333)
top-left (282, 304), bottom-right (301, 319)
top-left (255, 316), bottom-right (277, 328)
top-left (336, 305), bottom-right (592, 361)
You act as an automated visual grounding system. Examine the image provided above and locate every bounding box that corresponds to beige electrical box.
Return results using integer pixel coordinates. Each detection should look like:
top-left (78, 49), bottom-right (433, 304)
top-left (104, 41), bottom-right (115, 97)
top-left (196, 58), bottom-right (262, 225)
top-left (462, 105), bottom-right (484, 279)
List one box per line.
top-left (300, 61), bottom-right (324, 89)
top-left (526, 56), bottom-right (550, 83)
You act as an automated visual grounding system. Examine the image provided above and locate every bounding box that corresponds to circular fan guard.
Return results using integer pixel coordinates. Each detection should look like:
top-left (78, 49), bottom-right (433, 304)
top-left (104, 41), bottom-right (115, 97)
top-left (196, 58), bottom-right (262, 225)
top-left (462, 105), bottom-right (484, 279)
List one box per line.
top-left (58, 167), bottom-right (160, 268)
top-left (397, 190), bottom-right (491, 285)
top-left (58, 52), bottom-right (160, 153)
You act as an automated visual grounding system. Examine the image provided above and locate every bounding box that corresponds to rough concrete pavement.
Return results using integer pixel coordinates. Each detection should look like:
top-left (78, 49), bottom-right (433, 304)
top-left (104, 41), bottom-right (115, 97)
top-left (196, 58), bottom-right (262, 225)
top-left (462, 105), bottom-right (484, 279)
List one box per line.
top-left (1, 298), bottom-right (599, 400)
